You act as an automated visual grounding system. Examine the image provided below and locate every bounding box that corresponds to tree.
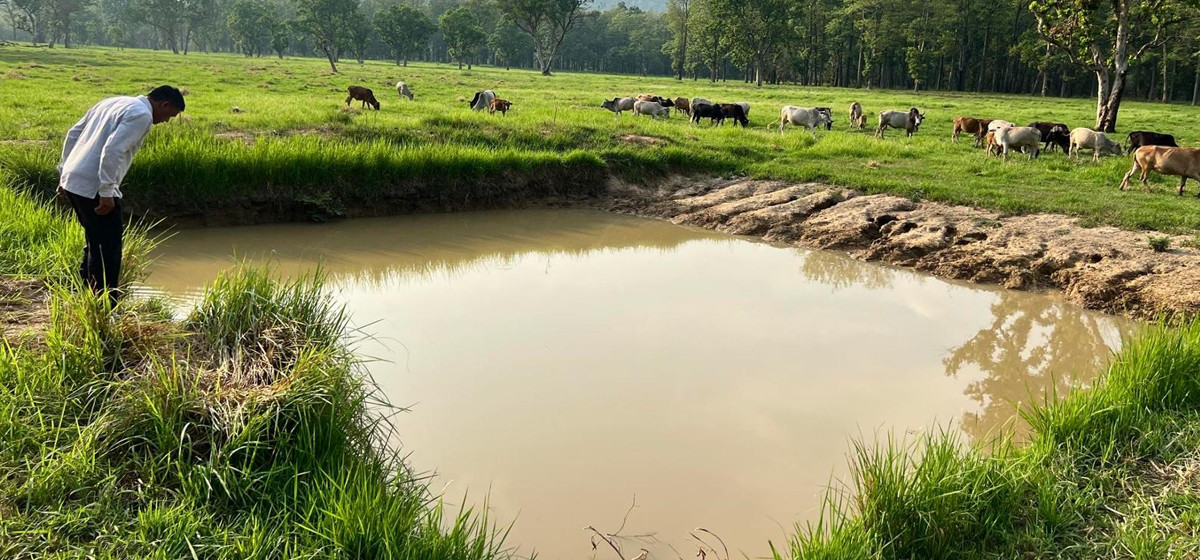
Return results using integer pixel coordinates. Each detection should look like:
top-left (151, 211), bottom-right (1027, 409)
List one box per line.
top-left (345, 10), bottom-right (370, 63)
top-left (1031, 0), bottom-right (1172, 131)
top-left (439, 5), bottom-right (485, 69)
top-left (270, 19), bottom-right (291, 57)
top-left (293, 0), bottom-right (357, 71)
top-left (488, 18), bottom-right (532, 69)
top-left (374, 4), bottom-right (433, 65)
top-left (227, 0), bottom-right (272, 56)
top-left (46, 0), bottom-right (90, 47)
top-left (664, 0), bottom-right (690, 79)
top-left (498, 0), bottom-right (589, 75)
top-left (11, 0), bottom-right (47, 45)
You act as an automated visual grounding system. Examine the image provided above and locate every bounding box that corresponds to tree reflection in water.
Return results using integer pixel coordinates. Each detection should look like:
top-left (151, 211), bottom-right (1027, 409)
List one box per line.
top-left (944, 290), bottom-right (1136, 440)
top-left (799, 249), bottom-right (898, 292)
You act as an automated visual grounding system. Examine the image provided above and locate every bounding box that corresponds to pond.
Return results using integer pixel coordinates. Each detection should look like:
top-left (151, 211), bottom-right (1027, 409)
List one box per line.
top-left (143, 208), bottom-right (1136, 559)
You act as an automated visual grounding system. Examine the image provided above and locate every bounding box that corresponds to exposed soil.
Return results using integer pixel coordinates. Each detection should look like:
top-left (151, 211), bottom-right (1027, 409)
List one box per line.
top-left (600, 176), bottom-right (1200, 320)
top-left (0, 277), bottom-right (49, 346)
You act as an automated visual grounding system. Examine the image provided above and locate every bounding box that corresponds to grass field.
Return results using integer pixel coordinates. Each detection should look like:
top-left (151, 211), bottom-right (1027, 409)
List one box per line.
top-left (4, 46), bottom-right (1200, 230)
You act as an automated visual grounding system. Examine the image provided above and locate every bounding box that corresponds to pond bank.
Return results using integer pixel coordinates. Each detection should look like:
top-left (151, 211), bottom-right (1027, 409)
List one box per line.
top-left (598, 176), bottom-right (1200, 321)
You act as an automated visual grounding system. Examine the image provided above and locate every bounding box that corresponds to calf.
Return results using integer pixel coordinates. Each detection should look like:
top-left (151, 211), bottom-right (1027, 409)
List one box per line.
top-left (983, 131), bottom-right (1001, 157)
top-left (849, 102), bottom-right (865, 130)
top-left (633, 100), bottom-right (671, 119)
top-left (717, 103), bottom-right (749, 127)
top-left (1121, 146), bottom-right (1200, 195)
top-left (952, 116), bottom-right (987, 143)
top-left (469, 89), bottom-right (496, 111)
top-left (346, 85), bottom-right (380, 110)
top-left (779, 106), bottom-right (833, 137)
top-left (1127, 130), bottom-right (1179, 154)
top-left (993, 126), bottom-right (1042, 160)
top-left (1069, 128), bottom-right (1123, 162)
top-left (690, 103), bottom-right (724, 125)
top-left (396, 81), bottom-right (414, 101)
top-left (875, 108), bottom-right (925, 138)
top-left (674, 97), bottom-right (690, 116)
top-left (601, 96), bottom-right (636, 115)
top-left (488, 98), bottom-right (512, 115)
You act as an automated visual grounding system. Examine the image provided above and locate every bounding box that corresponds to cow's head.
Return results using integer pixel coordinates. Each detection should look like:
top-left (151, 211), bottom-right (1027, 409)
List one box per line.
top-left (601, 99), bottom-right (618, 112)
top-left (912, 112), bottom-right (926, 129)
top-left (369, 97), bottom-right (381, 110)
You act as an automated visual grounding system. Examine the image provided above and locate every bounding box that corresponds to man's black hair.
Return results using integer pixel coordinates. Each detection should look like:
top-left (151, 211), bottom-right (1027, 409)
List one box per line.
top-left (147, 85), bottom-right (185, 111)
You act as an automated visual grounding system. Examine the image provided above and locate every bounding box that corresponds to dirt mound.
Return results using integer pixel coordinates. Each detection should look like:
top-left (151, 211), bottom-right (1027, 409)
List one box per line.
top-left (602, 177), bottom-right (1200, 320)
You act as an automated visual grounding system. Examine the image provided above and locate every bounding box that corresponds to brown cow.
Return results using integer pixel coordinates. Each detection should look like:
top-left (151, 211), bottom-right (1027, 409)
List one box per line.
top-left (674, 97), bottom-right (690, 116)
top-left (488, 98), bottom-right (513, 116)
top-left (952, 116), bottom-right (989, 144)
top-left (1120, 146), bottom-right (1200, 196)
top-left (346, 85), bottom-right (380, 110)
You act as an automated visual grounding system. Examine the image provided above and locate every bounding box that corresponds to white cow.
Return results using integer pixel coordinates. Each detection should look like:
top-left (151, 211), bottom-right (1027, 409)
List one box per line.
top-left (1069, 128), bottom-right (1123, 162)
top-left (633, 100), bottom-right (671, 119)
top-left (601, 97), bottom-right (636, 115)
top-left (875, 109), bottom-right (925, 138)
top-left (469, 89), bottom-right (495, 111)
top-left (987, 119), bottom-right (1015, 132)
top-left (993, 126), bottom-right (1042, 160)
top-left (396, 81), bottom-right (414, 101)
top-left (779, 106), bottom-right (833, 137)
top-left (691, 98), bottom-right (714, 110)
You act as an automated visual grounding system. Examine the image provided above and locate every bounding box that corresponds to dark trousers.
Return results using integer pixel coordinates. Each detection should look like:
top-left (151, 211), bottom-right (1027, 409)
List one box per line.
top-left (66, 191), bottom-right (123, 305)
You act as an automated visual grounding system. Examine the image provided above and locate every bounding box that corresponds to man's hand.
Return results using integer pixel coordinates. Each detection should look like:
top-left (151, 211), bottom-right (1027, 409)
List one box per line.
top-left (95, 196), bottom-right (115, 216)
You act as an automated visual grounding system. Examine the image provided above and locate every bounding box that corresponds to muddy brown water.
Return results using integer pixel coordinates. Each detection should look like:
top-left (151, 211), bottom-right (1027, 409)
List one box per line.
top-left (143, 208), bottom-right (1137, 559)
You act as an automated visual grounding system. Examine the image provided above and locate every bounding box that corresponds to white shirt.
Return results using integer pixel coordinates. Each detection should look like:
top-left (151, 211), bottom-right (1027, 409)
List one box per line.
top-left (59, 95), bottom-right (154, 199)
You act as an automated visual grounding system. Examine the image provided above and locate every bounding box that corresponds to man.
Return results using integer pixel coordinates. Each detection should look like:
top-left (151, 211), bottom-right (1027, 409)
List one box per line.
top-left (58, 85), bottom-right (184, 305)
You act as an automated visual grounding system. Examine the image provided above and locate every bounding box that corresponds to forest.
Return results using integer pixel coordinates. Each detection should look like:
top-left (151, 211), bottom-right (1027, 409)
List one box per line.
top-left (2, 0), bottom-right (1198, 125)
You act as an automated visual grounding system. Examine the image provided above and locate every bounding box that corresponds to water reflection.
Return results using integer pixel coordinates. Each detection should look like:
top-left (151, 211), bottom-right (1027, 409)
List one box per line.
top-left (142, 208), bottom-right (1135, 559)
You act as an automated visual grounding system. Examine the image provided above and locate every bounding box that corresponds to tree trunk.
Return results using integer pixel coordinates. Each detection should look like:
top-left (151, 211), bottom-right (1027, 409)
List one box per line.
top-left (325, 49), bottom-right (338, 72)
top-left (976, 24), bottom-right (988, 92)
top-left (1161, 44), bottom-right (1170, 103)
top-left (1192, 56), bottom-right (1200, 106)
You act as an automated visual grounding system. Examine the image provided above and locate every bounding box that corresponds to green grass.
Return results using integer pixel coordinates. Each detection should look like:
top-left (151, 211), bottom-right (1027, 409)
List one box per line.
top-left (0, 181), bottom-right (512, 557)
top-left (5, 46), bottom-right (1200, 230)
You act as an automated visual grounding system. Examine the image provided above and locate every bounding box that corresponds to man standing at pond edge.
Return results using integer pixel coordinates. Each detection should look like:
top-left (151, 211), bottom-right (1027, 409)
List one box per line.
top-left (58, 85), bottom-right (185, 306)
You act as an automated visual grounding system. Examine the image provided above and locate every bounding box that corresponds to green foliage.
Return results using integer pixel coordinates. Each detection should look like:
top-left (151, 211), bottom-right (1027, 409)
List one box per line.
top-left (374, 4), bottom-right (436, 65)
top-left (1149, 234), bottom-right (1171, 252)
top-left (226, 0), bottom-right (276, 57)
top-left (439, 5), bottom-right (487, 69)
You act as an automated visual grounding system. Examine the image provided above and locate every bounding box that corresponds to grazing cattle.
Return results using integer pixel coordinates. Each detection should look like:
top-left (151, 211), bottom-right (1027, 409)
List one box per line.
top-left (692, 98), bottom-right (714, 110)
top-left (993, 126), bottom-right (1042, 160)
top-left (601, 97), bottom-right (637, 115)
top-left (779, 106), bottom-right (834, 137)
top-left (875, 108), bottom-right (925, 138)
top-left (396, 81), bottom-right (414, 101)
top-left (814, 107), bottom-right (833, 130)
top-left (346, 85), bottom-right (380, 110)
top-left (633, 100), bottom-right (671, 119)
top-left (971, 119), bottom-right (995, 148)
top-left (691, 103), bottom-right (724, 125)
top-left (1127, 131), bottom-right (1179, 154)
top-left (469, 89), bottom-right (496, 111)
top-left (983, 131), bottom-right (1002, 157)
top-left (1121, 146), bottom-right (1200, 195)
top-left (488, 98), bottom-right (512, 116)
top-left (674, 97), bottom-right (690, 116)
top-left (734, 102), bottom-right (751, 117)
top-left (849, 102), bottom-right (866, 130)
top-left (987, 120), bottom-right (1015, 132)
top-left (637, 94), bottom-right (673, 106)
top-left (1069, 128), bottom-right (1123, 162)
top-left (952, 116), bottom-right (989, 143)
top-left (1028, 122), bottom-right (1070, 152)
top-left (717, 103), bottom-right (749, 127)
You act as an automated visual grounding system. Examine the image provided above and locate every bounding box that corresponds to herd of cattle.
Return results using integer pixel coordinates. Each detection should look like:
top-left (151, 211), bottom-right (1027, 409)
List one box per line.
top-left (340, 82), bottom-right (1200, 196)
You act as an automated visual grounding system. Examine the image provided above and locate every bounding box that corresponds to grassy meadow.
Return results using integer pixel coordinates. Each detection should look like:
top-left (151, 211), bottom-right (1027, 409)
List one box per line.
top-left (3, 46), bottom-right (1200, 229)
top-left (9, 45), bottom-right (1200, 559)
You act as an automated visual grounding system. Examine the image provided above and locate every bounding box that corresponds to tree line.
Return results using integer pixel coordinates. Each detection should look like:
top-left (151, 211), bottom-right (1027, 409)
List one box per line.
top-left (2, 0), bottom-right (1197, 129)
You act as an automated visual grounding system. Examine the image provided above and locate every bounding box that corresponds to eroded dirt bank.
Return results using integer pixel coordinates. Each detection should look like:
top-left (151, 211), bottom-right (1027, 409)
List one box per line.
top-left (599, 176), bottom-right (1200, 320)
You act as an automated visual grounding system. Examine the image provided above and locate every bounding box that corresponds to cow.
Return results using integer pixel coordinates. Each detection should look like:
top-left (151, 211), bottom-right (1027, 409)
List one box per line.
top-left (952, 116), bottom-right (989, 143)
top-left (971, 119), bottom-right (995, 148)
top-left (849, 102), bottom-right (866, 130)
top-left (691, 103), bottom-right (724, 125)
top-left (1069, 128), bottom-right (1123, 162)
top-left (1126, 131), bottom-right (1179, 154)
top-left (396, 81), bottom-right (414, 101)
top-left (692, 98), bottom-right (714, 110)
top-left (717, 103), bottom-right (749, 127)
top-left (674, 97), bottom-right (691, 116)
top-left (601, 97), bottom-right (636, 115)
top-left (633, 100), bottom-right (671, 119)
top-left (346, 85), bottom-right (380, 110)
top-left (1120, 146), bottom-right (1200, 195)
top-left (993, 126), bottom-right (1042, 160)
top-left (981, 131), bottom-right (1003, 157)
top-left (733, 102), bottom-right (751, 117)
top-left (779, 106), bottom-right (834, 137)
top-left (1028, 122), bottom-right (1070, 153)
top-left (469, 89), bottom-right (496, 111)
top-left (488, 98), bottom-right (512, 115)
top-left (987, 120), bottom-right (1015, 132)
top-left (875, 108), bottom-right (925, 138)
